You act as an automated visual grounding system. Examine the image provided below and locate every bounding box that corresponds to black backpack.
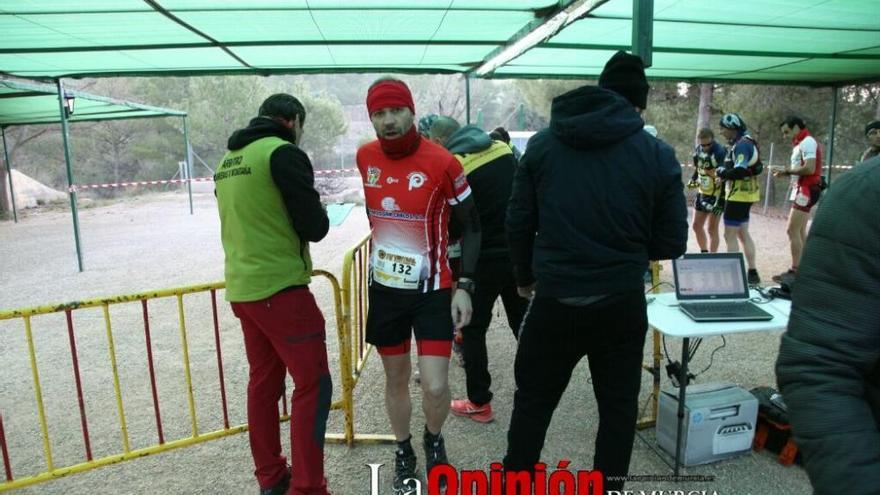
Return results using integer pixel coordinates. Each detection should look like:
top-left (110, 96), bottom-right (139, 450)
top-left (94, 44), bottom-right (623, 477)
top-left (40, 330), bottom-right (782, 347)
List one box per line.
top-left (742, 135), bottom-right (764, 176)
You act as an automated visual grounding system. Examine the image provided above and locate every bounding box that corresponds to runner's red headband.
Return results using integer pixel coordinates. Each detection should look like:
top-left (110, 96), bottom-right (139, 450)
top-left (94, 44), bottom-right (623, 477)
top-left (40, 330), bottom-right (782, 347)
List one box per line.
top-left (366, 80), bottom-right (415, 116)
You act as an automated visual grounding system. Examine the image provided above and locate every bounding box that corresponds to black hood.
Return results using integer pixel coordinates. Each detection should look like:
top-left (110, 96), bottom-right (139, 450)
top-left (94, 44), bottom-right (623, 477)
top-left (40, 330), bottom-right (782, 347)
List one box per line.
top-left (550, 86), bottom-right (645, 149)
top-left (227, 117), bottom-right (296, 151)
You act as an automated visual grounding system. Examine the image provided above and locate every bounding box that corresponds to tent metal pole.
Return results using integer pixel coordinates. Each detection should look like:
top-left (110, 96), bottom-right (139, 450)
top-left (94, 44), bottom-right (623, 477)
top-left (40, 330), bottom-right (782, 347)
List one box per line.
top-left (1, 126), bottom-right (18, 223)
top-left (464, 74), bottom-right (471, 124)
top-left (57, 79), bottom-right (84, 272)
top-left (763, 142), bottom-right (774, 215)
top-left (465, 76), bottom-right (471, 125)
top-left (183, 116), bottom-right (194, 215)
top-left (632, 0), bottom-right (654, 67)
top-left (826, 86), bottom-right (838, 186)
top-left (517, 103), bottom-right (525, 130)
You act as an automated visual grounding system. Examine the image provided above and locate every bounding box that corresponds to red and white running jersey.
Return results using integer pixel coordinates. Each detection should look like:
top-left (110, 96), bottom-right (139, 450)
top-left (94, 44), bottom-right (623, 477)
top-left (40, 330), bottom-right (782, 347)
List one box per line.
top-left (790, 130), bottom-right (823, 188)
top-left (356, 138), bottom-right (471, 292)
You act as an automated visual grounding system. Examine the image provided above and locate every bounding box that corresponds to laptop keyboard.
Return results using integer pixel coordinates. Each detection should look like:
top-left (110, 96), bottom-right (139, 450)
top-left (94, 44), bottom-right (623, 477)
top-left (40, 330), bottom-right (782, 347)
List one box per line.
top-left (679, 301), bottom-right (770, 318)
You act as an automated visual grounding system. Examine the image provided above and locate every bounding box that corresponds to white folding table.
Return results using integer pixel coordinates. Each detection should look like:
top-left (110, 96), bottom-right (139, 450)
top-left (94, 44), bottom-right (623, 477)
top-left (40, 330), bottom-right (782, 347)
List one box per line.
top-left (646, 291), bottom-right (791, 474)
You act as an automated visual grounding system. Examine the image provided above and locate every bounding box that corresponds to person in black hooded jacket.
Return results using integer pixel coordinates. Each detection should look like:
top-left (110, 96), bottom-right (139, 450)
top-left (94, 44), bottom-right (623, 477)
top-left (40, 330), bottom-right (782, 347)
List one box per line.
top-left (429, 117), bottom-right (528, 424)
top-left (503, 51), bottom-right (688, 492)
top-left (775, 156), bottom-right (880, 495)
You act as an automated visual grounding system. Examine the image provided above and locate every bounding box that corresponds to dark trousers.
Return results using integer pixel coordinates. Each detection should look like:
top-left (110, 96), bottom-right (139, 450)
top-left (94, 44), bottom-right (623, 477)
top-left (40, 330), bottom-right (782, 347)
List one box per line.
top-left (462, 257), bottom-right (528, 405)
top-left (503, 291), bottom-right (647, 493)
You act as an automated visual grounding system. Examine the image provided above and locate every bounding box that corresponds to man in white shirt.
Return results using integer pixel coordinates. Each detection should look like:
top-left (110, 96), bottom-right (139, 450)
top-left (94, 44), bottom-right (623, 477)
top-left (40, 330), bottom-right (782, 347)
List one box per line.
top-left (773, 116), bottom-right (824, 283)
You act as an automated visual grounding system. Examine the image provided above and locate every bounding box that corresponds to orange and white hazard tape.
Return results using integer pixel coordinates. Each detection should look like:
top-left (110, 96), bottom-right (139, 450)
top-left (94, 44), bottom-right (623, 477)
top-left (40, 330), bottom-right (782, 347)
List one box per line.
top-left (69, 177), bottom-right (213, 192)
top-left (69, 168), bottom-right (359, 192)
top-left (314, 168), bottom-right (358, 176)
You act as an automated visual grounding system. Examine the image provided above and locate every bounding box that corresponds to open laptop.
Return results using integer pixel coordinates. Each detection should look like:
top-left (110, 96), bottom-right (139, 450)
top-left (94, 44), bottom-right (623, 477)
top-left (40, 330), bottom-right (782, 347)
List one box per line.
top-left (672, 253), bottom-right (774, 322)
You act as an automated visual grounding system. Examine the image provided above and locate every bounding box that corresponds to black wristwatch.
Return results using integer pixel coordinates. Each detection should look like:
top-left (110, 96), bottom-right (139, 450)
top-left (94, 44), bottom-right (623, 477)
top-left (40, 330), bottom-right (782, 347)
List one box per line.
top-left (456, 278), bottom-right (476, 297)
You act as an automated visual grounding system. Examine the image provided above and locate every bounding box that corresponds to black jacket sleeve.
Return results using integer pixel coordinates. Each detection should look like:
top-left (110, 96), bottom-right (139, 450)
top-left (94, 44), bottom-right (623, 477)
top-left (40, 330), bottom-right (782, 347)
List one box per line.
top-left (450, 195), bottom-right (481, 279)
top-left (648, 143), bottom-right (688, 260)
top-left (717, 165), bottom-right (751, 180)
top-left (269, 144), bottom-right (329, 243)
top-left (776, 158), bottom-right (880, 495)
top-left (505, 151), bottom-right (538, 287)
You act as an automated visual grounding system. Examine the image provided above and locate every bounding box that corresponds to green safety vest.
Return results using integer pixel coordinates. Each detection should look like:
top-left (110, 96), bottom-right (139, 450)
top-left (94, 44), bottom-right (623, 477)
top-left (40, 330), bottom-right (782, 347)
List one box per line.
top-left (215, 136), bottom-right (312, 302)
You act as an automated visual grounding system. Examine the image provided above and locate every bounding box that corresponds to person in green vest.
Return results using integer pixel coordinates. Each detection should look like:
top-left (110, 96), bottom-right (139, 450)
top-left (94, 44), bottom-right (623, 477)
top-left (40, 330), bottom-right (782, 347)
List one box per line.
top-left (215, 94), bottom-right (332, 495)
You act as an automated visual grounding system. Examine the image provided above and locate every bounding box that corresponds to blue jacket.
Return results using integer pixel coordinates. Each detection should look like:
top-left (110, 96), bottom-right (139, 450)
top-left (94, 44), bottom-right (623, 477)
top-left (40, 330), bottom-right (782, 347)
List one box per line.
top-left (505, 86), bottom-right (687, 297)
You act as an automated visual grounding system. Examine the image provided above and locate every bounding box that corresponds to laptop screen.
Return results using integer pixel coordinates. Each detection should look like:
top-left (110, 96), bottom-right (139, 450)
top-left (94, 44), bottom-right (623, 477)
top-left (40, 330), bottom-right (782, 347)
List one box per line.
top-left (673, 253), bottom-right (749, 300)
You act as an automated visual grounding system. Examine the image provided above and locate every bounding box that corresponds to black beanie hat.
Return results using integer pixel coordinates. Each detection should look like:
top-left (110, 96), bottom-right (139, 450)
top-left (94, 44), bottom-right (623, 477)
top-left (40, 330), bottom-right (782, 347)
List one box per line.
top-left (599, 50), bottom-right (650, 109)
top-left (865, 120), bottom-right (880, 136)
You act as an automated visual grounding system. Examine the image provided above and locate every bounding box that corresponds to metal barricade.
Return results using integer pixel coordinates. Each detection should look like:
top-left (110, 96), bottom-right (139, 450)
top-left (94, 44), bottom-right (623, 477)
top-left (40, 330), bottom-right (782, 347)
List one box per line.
top-left (330, 233), bottom-right (395, 446)
top-left (0, 271), bottom-right (348, 492)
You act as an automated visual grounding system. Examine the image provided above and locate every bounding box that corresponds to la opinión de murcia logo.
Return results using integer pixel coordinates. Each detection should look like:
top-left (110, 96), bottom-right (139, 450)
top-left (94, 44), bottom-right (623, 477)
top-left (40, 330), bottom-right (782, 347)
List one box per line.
top-left (364, 462), bottom-right (720, 494)
top-left (366, 460), bottom-right (606, 494)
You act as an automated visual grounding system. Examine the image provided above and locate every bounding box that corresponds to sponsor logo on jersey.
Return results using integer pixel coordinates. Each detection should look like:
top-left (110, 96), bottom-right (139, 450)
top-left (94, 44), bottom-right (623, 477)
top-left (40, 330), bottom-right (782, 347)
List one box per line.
top-left (366, 166), bottom-right (382, 188)
top-left (381, 197), bottom-right (401, 212)
top-left (366, 209), bottom-right (426, 221)
top-left (407, 171), bottom-right (427, 191)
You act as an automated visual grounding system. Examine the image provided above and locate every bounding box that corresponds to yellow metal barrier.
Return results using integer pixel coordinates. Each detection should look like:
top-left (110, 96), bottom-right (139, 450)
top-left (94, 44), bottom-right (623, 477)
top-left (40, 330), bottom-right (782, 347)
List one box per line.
top-left (328, 233), bottom-right (396, 446)
top-left (0, 271), bottom-right (352, 492)
top-left (638, 260), bottom-right (664, 429)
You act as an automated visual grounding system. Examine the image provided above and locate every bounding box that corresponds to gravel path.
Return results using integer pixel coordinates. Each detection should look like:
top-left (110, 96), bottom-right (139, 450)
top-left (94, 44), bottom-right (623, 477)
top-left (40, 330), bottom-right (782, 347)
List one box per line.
top-left (1, 191), bottom-right (811, 494)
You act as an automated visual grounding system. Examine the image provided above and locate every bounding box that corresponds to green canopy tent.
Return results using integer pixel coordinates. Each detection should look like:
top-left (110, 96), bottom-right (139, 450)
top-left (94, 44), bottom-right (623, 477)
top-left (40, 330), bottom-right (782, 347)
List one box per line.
top-left (1, 0), bottom-right (878, 272)
top-left (479, 0), bottom-right (880, 84)
top-left (471, 0), bottom-right (879, 183)
top-left (0, 79), bottom-right (189, 271)
top-left (0, 0), bottom-right (875, 84)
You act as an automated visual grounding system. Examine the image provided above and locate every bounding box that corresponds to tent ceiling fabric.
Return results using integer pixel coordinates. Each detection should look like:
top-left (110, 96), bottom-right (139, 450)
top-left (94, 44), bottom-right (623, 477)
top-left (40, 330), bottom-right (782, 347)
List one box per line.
top-left (0, 79), bottom-right (185, 126)
top-left (496, 0), bottom-right (880, 84)
top-left (0, 0), bottom-right (552, 77)
top-left (0, 0), bottom-right (877, 85)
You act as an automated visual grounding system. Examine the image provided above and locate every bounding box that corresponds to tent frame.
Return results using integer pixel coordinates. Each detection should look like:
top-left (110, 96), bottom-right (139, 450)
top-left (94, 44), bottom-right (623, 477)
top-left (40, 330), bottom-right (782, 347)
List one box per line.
top-left (0, 79), bottom-right (189, 272)
top-left (2, 0), bottom-right (865, 272)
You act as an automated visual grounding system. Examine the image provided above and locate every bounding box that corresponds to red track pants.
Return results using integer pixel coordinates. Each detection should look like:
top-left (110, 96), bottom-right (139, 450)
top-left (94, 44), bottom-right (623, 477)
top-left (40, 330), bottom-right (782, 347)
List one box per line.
top-left (232, 288), bottom-right (332, 495)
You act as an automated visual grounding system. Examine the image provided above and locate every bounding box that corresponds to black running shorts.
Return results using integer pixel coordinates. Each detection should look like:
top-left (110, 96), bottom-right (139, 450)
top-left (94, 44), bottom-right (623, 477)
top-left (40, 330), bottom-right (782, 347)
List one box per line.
top-left (366, 286), bottom-right (454, 348)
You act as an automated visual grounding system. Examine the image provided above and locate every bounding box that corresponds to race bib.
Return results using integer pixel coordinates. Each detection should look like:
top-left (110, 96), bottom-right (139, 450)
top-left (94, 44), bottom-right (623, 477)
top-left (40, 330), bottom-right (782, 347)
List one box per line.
top-left (700, 175), bottom-right (712, 189)
top-left (793, 187), bottom-right (810, 206)
top-left (789, 185), bottom-right (799, 202)
top-left (371, 244), bottom-right (424, 290)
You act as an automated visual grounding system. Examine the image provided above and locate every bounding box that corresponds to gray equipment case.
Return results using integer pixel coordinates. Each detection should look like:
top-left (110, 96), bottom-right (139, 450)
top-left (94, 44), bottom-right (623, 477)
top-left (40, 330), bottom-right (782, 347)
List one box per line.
top-left (657, 382), bottom-right (758, 466)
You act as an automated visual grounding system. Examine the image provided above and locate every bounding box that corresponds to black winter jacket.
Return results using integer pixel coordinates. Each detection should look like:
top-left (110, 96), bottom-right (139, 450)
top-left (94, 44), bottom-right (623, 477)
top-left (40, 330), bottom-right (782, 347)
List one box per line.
top-left (446, 125), bottom-right (517, 261)
top-left (505, 86), bottom-right (687, 297)
top-left (776, 157), bottom-right (880, 495)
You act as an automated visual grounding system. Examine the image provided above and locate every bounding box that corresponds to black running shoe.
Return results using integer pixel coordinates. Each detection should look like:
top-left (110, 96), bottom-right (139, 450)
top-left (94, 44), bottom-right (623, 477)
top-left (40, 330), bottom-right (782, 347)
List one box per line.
top-left (423, 429), bottom-right (450, 489)
top-left (771, 269), bottom-right (796, 284)
top-left (747, 269), bottom-right (761, 286)
top-left (393, 447), bottom-right (418, 495)
top-left (259, 468), bottom-right (290, 495)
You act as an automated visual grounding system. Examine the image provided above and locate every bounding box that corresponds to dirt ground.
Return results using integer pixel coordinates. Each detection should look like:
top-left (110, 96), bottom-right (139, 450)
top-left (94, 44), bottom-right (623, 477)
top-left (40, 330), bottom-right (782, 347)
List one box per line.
top-left (0, 190), bottom-right (811, 494)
